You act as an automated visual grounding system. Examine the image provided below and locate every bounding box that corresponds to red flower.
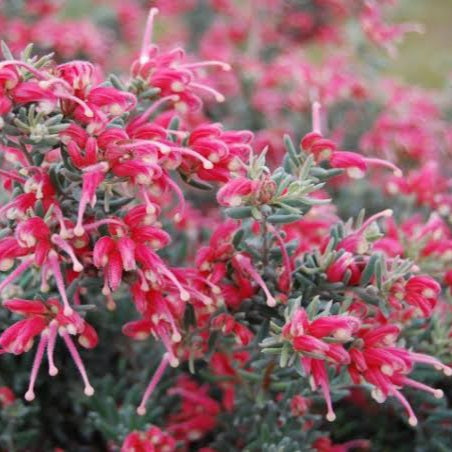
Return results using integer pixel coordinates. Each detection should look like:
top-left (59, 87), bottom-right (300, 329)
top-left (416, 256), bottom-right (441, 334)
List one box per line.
top-left (348, 324), bottom-right (451, 426)
top-left (0, 298), bottom-right (98, 400)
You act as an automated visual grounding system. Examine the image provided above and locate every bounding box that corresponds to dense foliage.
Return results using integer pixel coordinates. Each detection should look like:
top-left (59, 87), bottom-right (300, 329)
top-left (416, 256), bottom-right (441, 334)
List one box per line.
top-left (0, 1), bottom-right (451, 451)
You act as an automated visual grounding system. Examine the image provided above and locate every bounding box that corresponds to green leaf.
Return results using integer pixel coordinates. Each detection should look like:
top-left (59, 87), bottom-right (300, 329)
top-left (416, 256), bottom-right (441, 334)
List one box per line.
top-left (225, 206), bottom-right (253, 219)
top-left (232, 229), bottom-right (245, 248)
top-left (359, 253), bottom-right (382, 286)
top-left (283, 134), bottom-right (300, 166)
top-left (267, 214), bottom-right (302, 224)
top-left (1, 40), bottom-right (14, 60)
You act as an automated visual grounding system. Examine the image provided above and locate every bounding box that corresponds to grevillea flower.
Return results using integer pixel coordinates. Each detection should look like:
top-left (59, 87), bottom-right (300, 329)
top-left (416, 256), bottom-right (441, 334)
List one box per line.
top-left (326, 252), bottom-right (363, 285)
top-left (0, 2), bottom-right (451, 446)
top-left (91, 205), bottom-right (172, 294)
top-left (216, 177), bottom-right (257, 207)
top-left (232, 253), bottom-right (277, 307)
top-left (313, 436), bottom-right (370, 452)
top-left (209, 351), bottom-right (248, 411)
top-left (211, 313), bottom-right (253, 345)
top-left (337, 209), bottom-right (393, 254)
top-left (360, 0), bottom-right (423, 57)
top-left (389, 275), bottom-right (441, 317)
top-left (0, 386), bottom-right (15, 407)
top-left (290, 394), bottom-right (311, 417)
top-left (0, 214), bottom-right (86, 316)
top-left (348, 324), bottom-right (452, 426)
top-left (131, 8), bottom-right (231, 112)
top-left (301, 102), bottom-right (402, 178)
top-left (181, 123), bottom-right (253, 182)
top-left (121, 425), bottom-right (176, 452)
top-left (282, 308), bottom-right (361, 420)
top-left (166, 376), bottom-right (220, 443)
top-left (0, 298), bottom-right (98, 400)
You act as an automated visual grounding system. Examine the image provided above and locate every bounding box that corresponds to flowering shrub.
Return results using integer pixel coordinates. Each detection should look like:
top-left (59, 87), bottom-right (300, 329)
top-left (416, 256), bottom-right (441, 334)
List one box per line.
top-left (0, 1), bottom-right (451, 451)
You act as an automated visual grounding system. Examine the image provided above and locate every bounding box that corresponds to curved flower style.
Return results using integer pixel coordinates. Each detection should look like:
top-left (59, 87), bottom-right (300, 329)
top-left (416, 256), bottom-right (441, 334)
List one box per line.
top-left (0, 298), bottom-right (97, 400)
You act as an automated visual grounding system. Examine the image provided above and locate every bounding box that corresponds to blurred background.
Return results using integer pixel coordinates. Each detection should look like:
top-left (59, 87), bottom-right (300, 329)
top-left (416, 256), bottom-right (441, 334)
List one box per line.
top-left (57, 0), bottom-right (452, 89)
top-left (387, 0), bottom-right (452, 88)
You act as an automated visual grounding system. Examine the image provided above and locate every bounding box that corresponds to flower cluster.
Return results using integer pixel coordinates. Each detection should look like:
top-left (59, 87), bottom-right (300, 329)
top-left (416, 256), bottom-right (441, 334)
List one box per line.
top-left (0, 2), bottom-right (451, 451)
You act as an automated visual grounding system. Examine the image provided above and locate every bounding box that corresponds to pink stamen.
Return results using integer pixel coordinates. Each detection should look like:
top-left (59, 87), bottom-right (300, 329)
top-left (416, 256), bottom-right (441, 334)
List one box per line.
top-left (136, 268), bottom-right (150, 291)
top-left (0, 258), bottom-right (33, 293)
top-left (137, 354), bottom-right (169, 415)
top-left (140, 187), bottom-right (156, 214)
top-left (53, 87), bottom-right (94, 117)
top-left (268, 224), bottom-right (293, 290)
top-left (195, 276), bottom-right (221, 294)
top-left (40, 264), bottom-right (50, 292)
top-left (158, 265), bottom-right (190, 301)
top-left (401, 377), bottom-right (443, 399)
top-left (136, 95), bottom-right (180, 125)
top-left (140, 8), bottom-right (159, 64)
top-left (38, 76), bottom-right (74, 93)
top-left (320, 379), bottom-right (336, 422)
top-left (53, 206), bottom-right (70, 239)
top-left (25, 334), bottom-right (48, 401)
top-left (178, 147), bottom-right (214, 170)
top-left (116, 90), bottom-right (137, 111)
top-left (82, 219), bottom-right (124, 232)
top-left (0, 60), bottom-right (47, 80)
top-left (156, 298), bottom-right (181, 342)
top-left (181, 61), bottom-right (231, 71)
top-left (236, 255), bottom-right (276, 307)
top-left (158, 330), bottom-right (179, 367)
top-left (46, 321), bottom-right (59, 376)
top-left (409, 352), bottom-right (452, 376)
top-left (186, 287), bottom-right (213, 306)
top-left (0, 168), bottom-right (26, 183)
top-left (391, 388), bottom-right (418, 426)
top-left (118, 139), bottom-right (171, 154)
top-left (190, 82), bottom-right (225, 103)
top-left (74, 166), bottom-right (108, 237)
top-left (105, 292), bottom-right (116, 311)
top-left (312, 101), bottom-right (322, 134)
top-left (74, 200), bottom-right (90, 236)
top-left (363, 157), bottom-right (402, 177)
top-left (357, 209), bottom-right (393, 234)
top-left (163, 174), bottom-right (186, 221)
top-left (61, 331), bottom-right (94, 396)
top-left (51, 234), bottom-right (84, 272)
top-left (48, 252), bottom-right (73, 316)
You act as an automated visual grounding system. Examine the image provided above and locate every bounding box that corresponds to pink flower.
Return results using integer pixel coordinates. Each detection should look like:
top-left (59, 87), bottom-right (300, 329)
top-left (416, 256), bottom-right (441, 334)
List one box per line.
top-left (326, 252), bottom-right (363, 285)
top-left (360, 0), bottom-right (422, 57)
top-left (313, 436), bottom-right (370, 452)
top-left (389, 275), bottom-right (441, 317)
top-left (121, 425), bottom-right (176, 452)
top-left (166, 376), bottom-right (220, 443)
top-left (0, 298), bottom-right (98, 400)
top-left (216, 177), bottom-right (257, 207)
top-left (211, 313), bottom-right (254, 345)
top-left (301, 102), bottom-right (402, 178)
top-left (131, 8), bottom-right (230, 113)
top-left (348, 324), bottom-right (451, 426)
top-left (0, 386), bottom-right (15, 407)
top-left (181, 123), bottom-right (252, 182)
top-left (232, 253), bottom-right (277, 307)
top-left (282, 308), bottom-right (360, 420)
top-left (290, 394), bottom-right (311, 417)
